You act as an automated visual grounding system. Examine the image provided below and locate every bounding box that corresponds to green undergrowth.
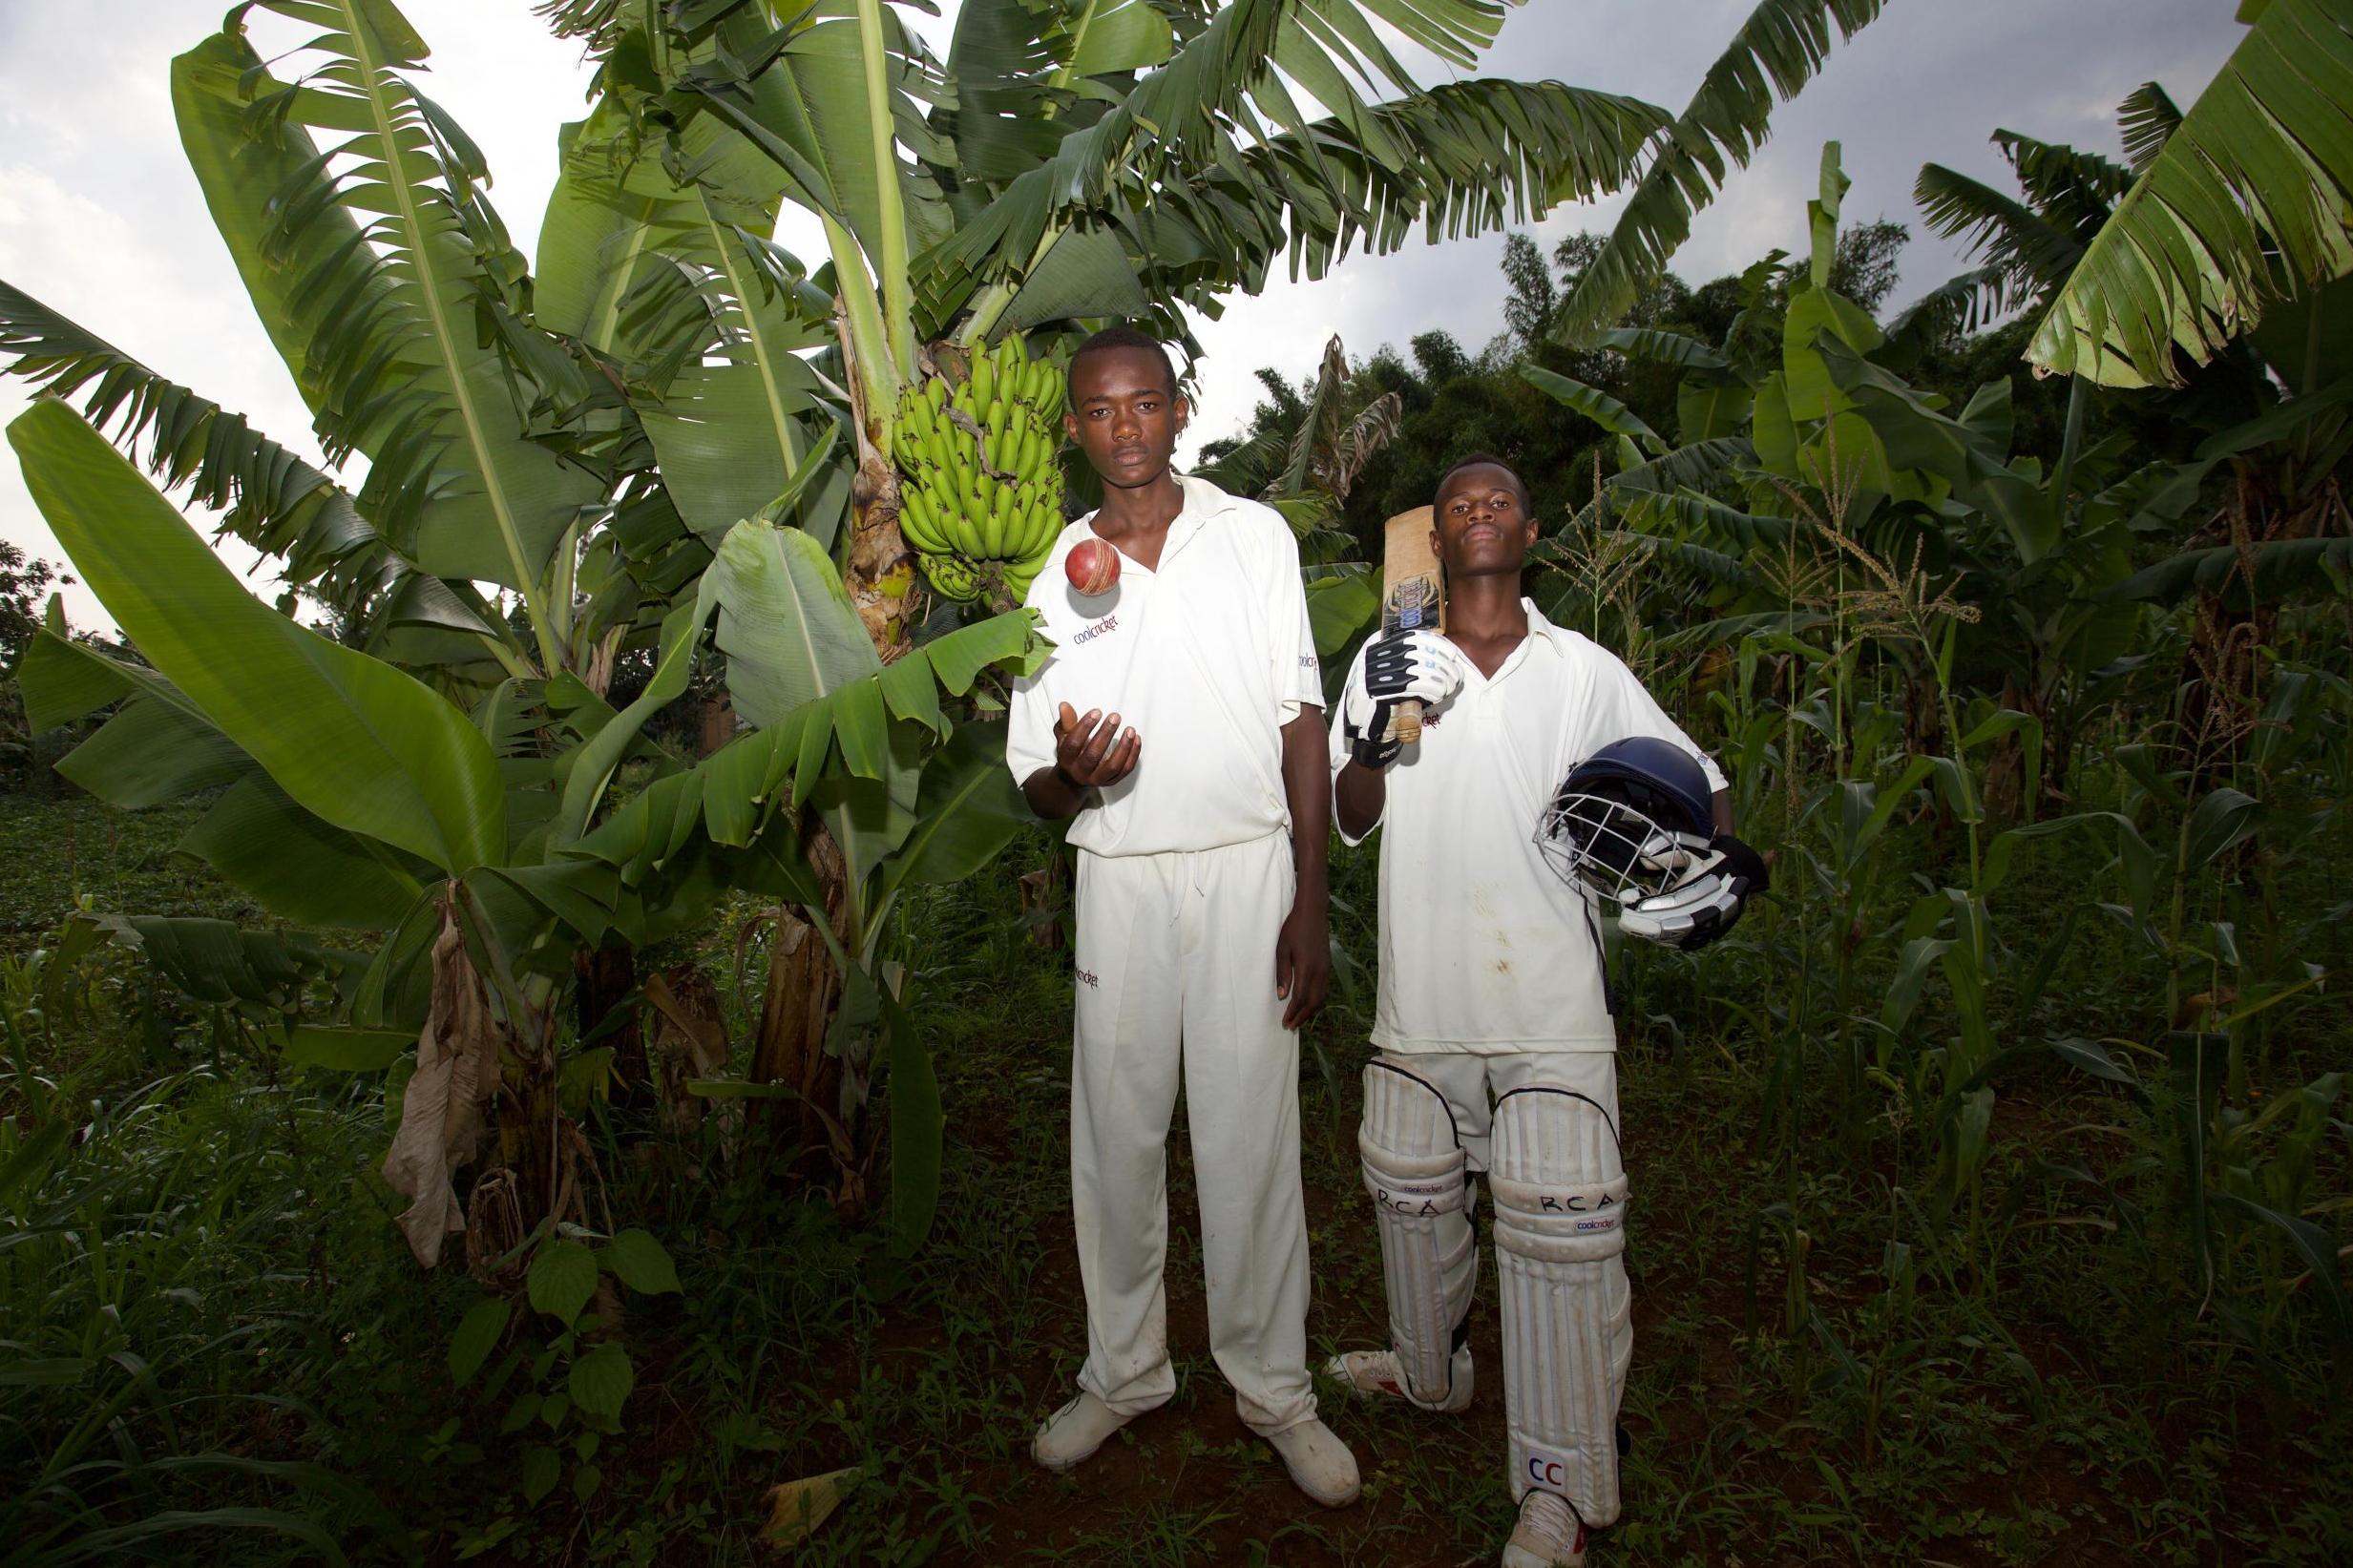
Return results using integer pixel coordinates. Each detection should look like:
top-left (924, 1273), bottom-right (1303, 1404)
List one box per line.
top-left (2, 793), bottom-right (2348, 1565)
top-left (0, 793), bottom-right (226, 945)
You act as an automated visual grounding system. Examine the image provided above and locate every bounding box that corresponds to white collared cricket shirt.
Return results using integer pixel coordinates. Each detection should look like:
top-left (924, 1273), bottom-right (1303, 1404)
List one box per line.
top-left (1007, 474), bottom-right (1323, 857)
top-left (1329, 600), bottom-right (1728, 1055)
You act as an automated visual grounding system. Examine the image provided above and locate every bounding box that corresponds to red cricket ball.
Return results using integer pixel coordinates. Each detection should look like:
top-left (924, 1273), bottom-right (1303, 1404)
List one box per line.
top-left (1065, 536), bottom-right (1121, 596)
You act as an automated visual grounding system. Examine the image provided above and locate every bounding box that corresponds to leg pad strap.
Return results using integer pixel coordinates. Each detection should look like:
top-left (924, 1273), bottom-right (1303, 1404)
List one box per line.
top-left (1488, 1171), bottom-right (1628, 1263)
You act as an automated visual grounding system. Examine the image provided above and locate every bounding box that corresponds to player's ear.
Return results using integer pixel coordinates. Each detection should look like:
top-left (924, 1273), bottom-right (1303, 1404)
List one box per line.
top-left (1064, 408), bottom-right (1081, 442)
top-left (1174, 392), bottom-right (1190, 432)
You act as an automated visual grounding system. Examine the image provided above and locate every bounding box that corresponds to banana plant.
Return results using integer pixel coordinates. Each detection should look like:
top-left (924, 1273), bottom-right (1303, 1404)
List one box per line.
top-left (1194, 333), bottom-right (1404, 560)
top-left (175, 6), bottom-right (607, 679)
top-left (1904, 93), bottom-right (2157, 347)
top-left (1, 3), bottom-right (841, 700)
top-left (2026, 0), bottom-right (2353, 389)
top-left (9, 396), bottom-right (1042, 1261)
top-left (561, 533), bottom-right (1047, 1247)
top-left (0, 0), bottom-right (1061, 1265)
top-left (0, 0), bottom-right (822, 1109)
top-left (544, 0), bottom-right (1691, 639)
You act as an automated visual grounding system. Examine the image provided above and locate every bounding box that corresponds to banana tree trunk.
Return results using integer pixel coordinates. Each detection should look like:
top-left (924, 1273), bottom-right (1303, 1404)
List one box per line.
top-left (383, 894), bottom-right (594, 1273)
top-left (832, 291), bottom-right (921, 658)
top-left (1982, 676), bottom-right (2033, 823)
top-left (748, 815), bottom-right (864, 1215)
top-left (478, 1012), bottom-right (581, 1272)
top-left (699, 692), bottom-right (738, 757)
top-left (845, 452), bottom-right (921, 658)
top-left (573, 936), bottom-right (645, 1099)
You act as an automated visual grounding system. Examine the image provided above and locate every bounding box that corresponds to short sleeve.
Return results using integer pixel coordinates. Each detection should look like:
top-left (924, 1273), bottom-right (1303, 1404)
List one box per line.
top-left (1006, 639), bottom-right (1059, 792)
top-left (1327, 642), bottom-right (1382, 846)
top-left (1260, 515), bottom-right (1322, 718)
top-left (1574, 642), bottom-right (1729, 796)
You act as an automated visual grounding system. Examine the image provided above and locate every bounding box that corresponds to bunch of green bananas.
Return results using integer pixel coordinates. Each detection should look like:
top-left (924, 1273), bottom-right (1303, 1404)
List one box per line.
top-left (893, 335), bottom-right (1066, 603)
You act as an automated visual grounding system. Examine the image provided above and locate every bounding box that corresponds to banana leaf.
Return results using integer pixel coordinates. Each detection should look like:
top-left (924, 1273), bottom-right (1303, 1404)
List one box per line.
top-left (11, 401), bottom-right (505, 876)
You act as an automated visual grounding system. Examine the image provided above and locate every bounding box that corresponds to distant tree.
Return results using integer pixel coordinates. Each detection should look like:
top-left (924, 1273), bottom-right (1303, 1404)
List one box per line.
top-left (1683, 272), bottom-right (1751, 348)
top-left (1502, 233), bottom-right (1559, 350)
top-left (1, 541), bottom-right (74, 789)
top-left (1556, 231), bottom-right (1691, 327)
top-left (1192, 336), bottom-right (1404, 561)
top-left (1830, 219), bottom-right (1907, 313)
top-left (1411, 330), bottom-right (1475, 386)
top-left (0, 541), bottom-right (70, 668)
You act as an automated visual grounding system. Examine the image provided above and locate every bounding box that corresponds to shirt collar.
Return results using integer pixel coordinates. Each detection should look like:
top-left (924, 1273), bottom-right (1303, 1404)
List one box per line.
top-left (1163, 471), bottom-right (1233, 557)
top-left (1471, 596), bottom-right (1568, 685)
top-left (1075, 472), bottom-right (1226, 568)
top-left (1520, 596), bottom-right (1579, 655)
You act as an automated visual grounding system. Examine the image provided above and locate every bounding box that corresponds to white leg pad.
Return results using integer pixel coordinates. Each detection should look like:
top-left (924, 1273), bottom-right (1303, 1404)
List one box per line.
top-left (1357, 1060), bottom-right (1477, 1410)
top-left (1491, 1084), bottom-right (1631, 1526)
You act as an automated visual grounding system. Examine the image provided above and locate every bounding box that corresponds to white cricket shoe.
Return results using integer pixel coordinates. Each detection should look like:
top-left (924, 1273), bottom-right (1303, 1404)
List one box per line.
top-left (1032, 1390), bottom-right (1134, 1472)
top-left (1502, 1490), bottom-right (1588, 1568)
top-left (1262, 1416), bottom-right (1360, 1507)
top-left (1324, 1346), bottom-right (1475, 1413)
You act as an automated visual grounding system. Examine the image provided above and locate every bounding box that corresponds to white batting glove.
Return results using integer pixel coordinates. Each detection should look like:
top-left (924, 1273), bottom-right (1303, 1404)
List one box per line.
top-left (1617, 834), bottom-right (1770, 951)
top-left (1344, 630), bottom-right (1464, 768)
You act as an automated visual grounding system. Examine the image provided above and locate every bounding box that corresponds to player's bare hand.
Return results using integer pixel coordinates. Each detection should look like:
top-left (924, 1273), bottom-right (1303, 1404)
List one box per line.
top-left (1054, 701), bottom-right (1142, 789)
top-left (1273, 902), bottom-right (1331, 1031)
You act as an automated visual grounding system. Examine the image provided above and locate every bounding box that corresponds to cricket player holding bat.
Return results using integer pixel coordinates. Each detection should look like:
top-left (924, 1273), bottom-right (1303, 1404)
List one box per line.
top-left (1328, 455), bottom-right (1769, 1566)
top-left (1005, 326), bottom-right (1361, 1506)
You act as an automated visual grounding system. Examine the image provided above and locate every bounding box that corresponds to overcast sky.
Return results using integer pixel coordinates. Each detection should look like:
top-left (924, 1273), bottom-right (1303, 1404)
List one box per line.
top-left (0, 1), bottom-right (2243, 636)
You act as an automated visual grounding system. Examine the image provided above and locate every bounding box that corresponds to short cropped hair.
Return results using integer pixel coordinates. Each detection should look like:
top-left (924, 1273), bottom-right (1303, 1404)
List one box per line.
top-left (1069, 325), bottom-right (1179, 398)
top-left (1436, 451), bottom-right (1531, 512)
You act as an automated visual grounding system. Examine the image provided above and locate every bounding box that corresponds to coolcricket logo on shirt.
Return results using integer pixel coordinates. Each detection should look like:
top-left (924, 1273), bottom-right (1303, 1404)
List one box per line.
top-left (1070, 613), bottom-right (1120, 646)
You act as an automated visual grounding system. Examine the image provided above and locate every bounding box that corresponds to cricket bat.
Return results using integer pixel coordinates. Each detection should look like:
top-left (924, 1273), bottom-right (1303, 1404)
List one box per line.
top-left (1380, 506), bottom-right (1443, 744)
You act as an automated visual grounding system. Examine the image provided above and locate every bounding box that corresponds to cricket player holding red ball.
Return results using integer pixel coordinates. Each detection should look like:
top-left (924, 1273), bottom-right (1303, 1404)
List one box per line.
top-left (1006, 326), bottom-right (1360, 1506)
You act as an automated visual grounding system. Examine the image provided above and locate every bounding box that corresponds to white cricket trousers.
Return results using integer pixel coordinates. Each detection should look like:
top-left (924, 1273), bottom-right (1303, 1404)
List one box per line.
top-left (1069, 831), bottom-right (1317, 1435)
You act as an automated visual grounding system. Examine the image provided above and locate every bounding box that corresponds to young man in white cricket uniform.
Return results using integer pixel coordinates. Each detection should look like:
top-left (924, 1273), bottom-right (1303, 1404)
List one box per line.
top-left (1005, 326), bottom-right (1360, 1506)
top-left (1324, 455), bottom-right (1766, 1566)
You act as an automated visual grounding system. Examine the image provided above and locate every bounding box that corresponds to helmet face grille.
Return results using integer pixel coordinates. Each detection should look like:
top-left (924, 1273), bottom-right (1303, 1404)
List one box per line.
top-left (1537, 773), bottom-right (1709, 908)
top-left (1562, 798), bottom-right (1660, 879)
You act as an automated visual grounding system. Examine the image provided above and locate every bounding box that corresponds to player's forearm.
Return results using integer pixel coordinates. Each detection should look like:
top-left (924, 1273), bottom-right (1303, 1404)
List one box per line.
top-left (1712, 787), bottom-right (1733, 835)
top-left (1334, 760), bottom-right (1385, 841)
top-left (1022, 766), bottom-right (1087, 821)
top-left (1281, 713), bottom-right (1330, 903)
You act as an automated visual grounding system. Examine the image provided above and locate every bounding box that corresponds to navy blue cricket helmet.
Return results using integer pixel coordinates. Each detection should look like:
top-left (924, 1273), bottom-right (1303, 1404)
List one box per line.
top-left (1536, 737), bottom-right (1717, 905)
